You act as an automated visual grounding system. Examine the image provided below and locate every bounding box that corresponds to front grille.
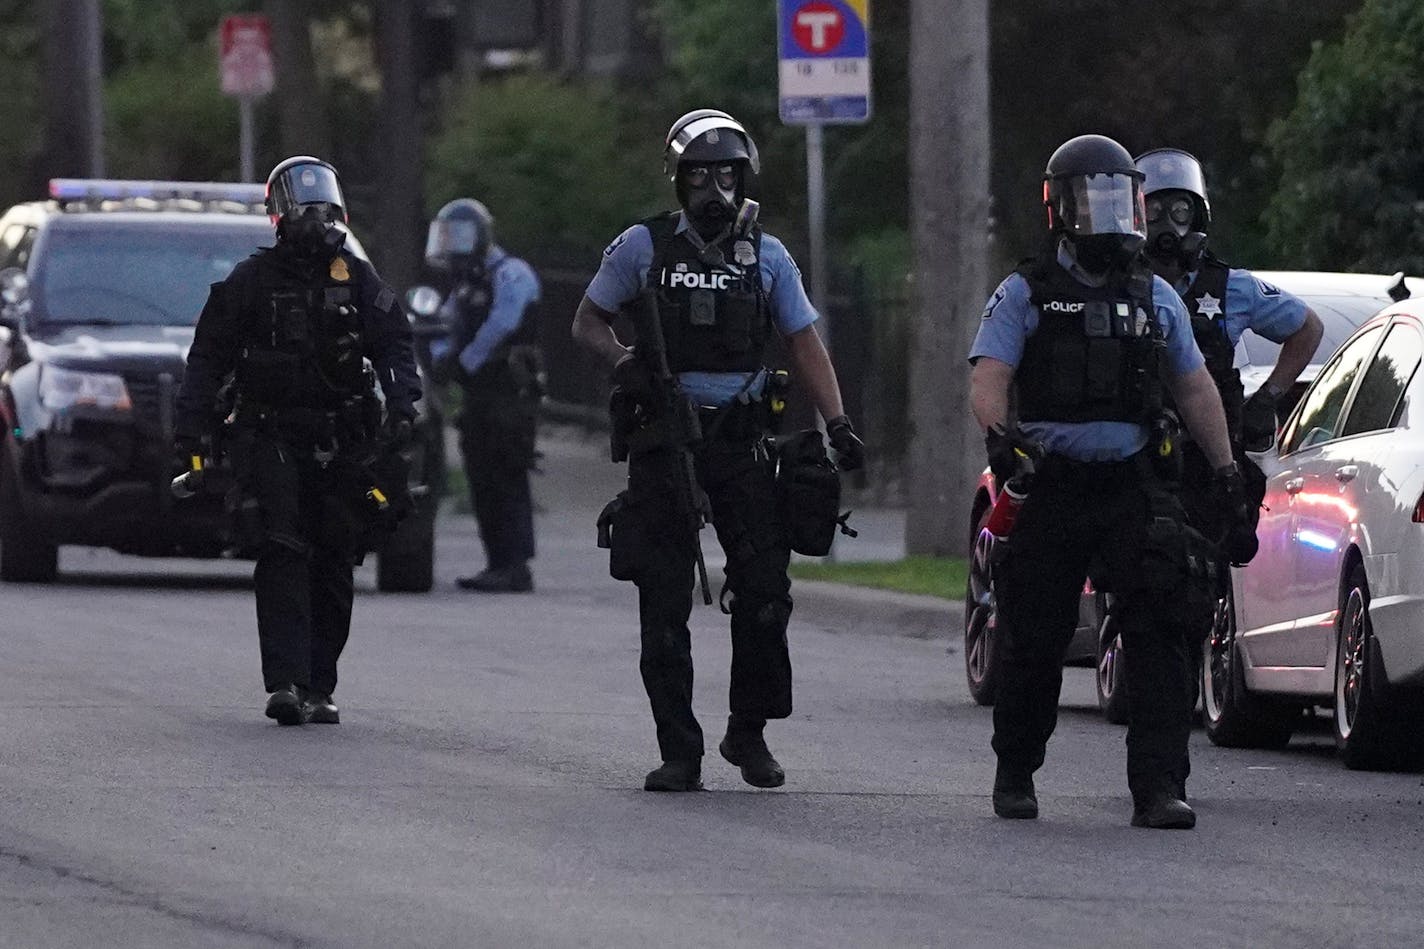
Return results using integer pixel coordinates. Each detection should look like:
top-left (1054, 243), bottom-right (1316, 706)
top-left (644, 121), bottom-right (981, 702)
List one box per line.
top-left (124, 372), bottom-right (177, 434)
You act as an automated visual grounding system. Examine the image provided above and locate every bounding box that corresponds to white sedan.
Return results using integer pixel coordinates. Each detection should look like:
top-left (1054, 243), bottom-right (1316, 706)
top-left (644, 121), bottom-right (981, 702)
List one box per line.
top-left (1207, 301), bottom-right (1424, 770)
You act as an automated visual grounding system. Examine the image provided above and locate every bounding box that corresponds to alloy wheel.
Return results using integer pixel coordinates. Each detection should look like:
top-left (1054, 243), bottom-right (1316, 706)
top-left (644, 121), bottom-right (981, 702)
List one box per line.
top-left (965, 527), bottom-right (997, 684)
top-left (1204, 594), bottom-right (1234, 724)
top-left (1335, 587), bottom-right (1367, 740)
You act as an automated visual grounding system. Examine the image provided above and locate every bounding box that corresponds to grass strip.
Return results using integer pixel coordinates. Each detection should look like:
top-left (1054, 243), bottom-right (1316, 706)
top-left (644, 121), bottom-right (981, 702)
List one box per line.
top-left (789, 556), bottom-right (967, 600)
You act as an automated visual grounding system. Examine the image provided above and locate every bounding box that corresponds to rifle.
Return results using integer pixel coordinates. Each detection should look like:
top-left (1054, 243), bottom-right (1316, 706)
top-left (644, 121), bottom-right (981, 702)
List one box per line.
top-left (627, 287), bottom-right (713, 606)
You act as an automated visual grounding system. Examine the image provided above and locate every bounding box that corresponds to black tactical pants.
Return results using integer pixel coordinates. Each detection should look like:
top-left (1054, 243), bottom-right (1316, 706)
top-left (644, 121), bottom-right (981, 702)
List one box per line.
top-left (457, 384), bottom-right (538, 570)
top-left (232, 431), bottom-right (361, 696)
top-left (628, 436), bottom-right (793, 763)
top-left (991, 454), bottom-right (1216, 804)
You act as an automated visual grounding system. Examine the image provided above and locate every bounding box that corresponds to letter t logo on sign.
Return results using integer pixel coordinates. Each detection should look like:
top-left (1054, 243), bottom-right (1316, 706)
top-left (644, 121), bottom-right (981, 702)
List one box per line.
top-left (793, 4), bottom-right (845, 53)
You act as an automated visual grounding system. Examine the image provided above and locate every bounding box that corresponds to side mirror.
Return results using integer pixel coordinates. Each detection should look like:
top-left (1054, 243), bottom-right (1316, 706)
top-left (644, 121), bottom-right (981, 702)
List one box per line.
top-left (0, 267), bottom-right (29, 330)
top-left (406, 285), bottom-right (443, 320)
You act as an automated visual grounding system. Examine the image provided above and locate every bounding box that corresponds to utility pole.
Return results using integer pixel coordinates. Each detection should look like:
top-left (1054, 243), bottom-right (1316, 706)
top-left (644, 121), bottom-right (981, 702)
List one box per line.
top-left (904, 0), bottom-right (989, 556)
top-left (41, 0), bottom-right (105, 180)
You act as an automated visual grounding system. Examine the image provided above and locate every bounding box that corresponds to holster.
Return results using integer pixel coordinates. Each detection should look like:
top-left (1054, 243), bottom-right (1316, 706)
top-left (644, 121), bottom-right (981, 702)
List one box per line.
top-left (596, 489), bottom-right (652, 582)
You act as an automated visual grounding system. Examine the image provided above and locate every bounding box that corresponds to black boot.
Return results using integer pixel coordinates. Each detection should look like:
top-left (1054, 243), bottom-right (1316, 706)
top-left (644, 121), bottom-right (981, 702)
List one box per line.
top-left (457, 563), bottom-right (533, 593)
top-left (992, 766), bottom-right (1038, 819)
top-left (264, 684), bottom-right (306, 726)
top-left (1131, 792), bottom-right (1196, 829)
top-left (719, 717), bottom-right (785, 789)
top-left (644, 760), bottom-right (702, 792)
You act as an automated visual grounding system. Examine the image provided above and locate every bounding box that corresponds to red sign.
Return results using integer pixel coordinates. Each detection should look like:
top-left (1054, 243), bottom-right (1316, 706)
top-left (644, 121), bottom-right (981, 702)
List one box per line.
top-left (220, 14), bottom-right (274, 98)
top-left (791, 3), bottom-right (846, 55)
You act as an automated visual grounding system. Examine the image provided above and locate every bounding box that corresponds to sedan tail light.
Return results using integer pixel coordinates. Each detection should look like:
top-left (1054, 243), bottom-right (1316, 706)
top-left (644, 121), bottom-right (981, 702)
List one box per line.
top-left (1412, 490), bottom-right (1424, 523)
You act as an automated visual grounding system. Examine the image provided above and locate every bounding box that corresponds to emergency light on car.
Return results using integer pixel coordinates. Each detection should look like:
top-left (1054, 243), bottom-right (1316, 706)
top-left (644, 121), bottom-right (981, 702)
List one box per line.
top-left (49, 179), bottom-right (266, 207)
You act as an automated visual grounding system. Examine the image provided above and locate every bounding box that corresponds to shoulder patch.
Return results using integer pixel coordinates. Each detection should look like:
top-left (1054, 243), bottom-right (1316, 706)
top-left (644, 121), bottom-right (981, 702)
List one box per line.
top-left (1256, 278), bottom-right (1281, 297)
top-left (982, 284), bottom-right (1007, 320)
top-left (375, 287), bottom-right (396, 312)
top-left (603, 233), bottom-right (628, 258)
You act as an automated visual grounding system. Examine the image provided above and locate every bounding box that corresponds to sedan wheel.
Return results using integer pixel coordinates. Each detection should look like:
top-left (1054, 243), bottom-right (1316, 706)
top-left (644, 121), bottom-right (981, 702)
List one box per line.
top-left (1202, 580), bottom-right (1295, 749)
top-left (1095, 598), bottom-right (1130, 724)
top-left (1333, 566), bottom-right (1424, 771)
top-left (963, 507), bottom-right (999, 706)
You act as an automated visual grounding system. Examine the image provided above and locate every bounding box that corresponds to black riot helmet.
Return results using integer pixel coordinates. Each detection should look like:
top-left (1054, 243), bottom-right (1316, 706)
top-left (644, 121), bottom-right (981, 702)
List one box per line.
top-left (265, 156), bottom-right (348, 255)
top-left (1135, 148), bottom-right (1211, 270)
top-left (663, 109), bottom-right (761, 231)
top-left (425, 198), bottom-right (494, 275)
top-left (1043, 134), bottom-right (1147, 274)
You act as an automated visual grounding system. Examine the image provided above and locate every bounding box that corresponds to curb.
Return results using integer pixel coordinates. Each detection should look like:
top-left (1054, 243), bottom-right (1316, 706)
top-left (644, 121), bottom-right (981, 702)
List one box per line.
top-left (790, 579), bottom-right (960, 642)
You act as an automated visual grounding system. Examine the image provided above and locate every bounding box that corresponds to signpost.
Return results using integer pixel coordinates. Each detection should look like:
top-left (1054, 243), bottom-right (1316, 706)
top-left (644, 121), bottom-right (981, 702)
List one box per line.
top-left (219, 14), bottom-right (275, 183)
top-left (777, 0), bottom-right (872, 343)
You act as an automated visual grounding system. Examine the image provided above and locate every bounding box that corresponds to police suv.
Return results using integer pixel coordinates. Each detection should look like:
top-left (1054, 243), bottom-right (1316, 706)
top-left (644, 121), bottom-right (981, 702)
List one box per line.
top-left (0, 179), bottom-right (439, 589)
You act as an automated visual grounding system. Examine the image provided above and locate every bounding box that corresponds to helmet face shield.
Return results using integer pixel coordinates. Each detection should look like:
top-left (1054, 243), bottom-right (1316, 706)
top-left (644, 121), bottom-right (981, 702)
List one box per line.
top-left (425, 219), bottom-right (480, 263)
top-left (1061, 173), bottom-right (1145, 238)
top-left (266, 160), bottom-right (346, 223)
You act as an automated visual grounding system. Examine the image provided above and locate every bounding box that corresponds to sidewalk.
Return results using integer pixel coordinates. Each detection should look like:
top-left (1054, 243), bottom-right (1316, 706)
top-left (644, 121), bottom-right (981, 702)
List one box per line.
top-left (518, 421), bottom-right (960, 643)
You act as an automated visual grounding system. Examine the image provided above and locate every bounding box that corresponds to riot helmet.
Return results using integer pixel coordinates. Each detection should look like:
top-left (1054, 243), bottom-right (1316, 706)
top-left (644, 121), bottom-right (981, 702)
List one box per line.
top-left (425, 198), bottom-right (494, 276)
top-left (663, 109), bottom-right (760, 232)
top-left (1135, 148), bottom-right (1211, 271)
top-left (265, 156), bottom-right (348, 255)
top-left (1043, 135), bottom-right (1146, 274)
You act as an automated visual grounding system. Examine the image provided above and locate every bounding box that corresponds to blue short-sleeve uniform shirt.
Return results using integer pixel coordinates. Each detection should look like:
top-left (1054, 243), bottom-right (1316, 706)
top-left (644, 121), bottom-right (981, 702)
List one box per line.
top-left (584, 213), bottom-right (819, 405)
top-left (1178, 267), bottom-right (1309, 349)
top-left (969, 245), bottom-right (1204, 462)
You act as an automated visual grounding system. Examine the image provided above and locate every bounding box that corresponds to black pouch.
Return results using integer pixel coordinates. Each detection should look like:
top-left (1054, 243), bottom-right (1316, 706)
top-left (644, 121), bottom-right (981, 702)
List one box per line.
top-left (776, 428), bottom-right (842, 557)
top-left (597, 490), bottom-right (652, 582)
top-left (236, 348), bottom-right (302, 403)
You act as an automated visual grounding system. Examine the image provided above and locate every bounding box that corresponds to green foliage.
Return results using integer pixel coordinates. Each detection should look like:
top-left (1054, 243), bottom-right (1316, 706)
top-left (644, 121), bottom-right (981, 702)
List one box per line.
top-left (106, 41), bottom-right (249, 180)
top-left (425, 74), bottom-right (663, 258)
top-left (788, 555), bottom-right (967, 600)
top-left (1264, 0), bottom-right (1424, 273)
top-left (0, 0), bottom-right (41, 208)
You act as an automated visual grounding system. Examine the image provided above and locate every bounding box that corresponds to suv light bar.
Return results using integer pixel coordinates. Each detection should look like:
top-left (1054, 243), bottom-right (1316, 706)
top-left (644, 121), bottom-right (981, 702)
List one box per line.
top-left (49, 179), bottom-right (266, 205)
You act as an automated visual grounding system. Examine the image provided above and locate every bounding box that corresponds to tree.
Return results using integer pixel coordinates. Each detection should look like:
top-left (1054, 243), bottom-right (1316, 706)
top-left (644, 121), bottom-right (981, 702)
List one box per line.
top-left (1264, 0), bottom-right (1424, 274)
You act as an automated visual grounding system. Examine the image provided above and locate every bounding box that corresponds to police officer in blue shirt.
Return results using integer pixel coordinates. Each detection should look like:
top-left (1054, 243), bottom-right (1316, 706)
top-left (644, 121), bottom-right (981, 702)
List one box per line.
top-left (970, 135), bottom-right (1254, 829)
top-left (1136, 148), bottom-right (1323, 524)
top-left (426, 198), bottom-right (544, 593)
top-left (572, 109), bottom-right (864, 793)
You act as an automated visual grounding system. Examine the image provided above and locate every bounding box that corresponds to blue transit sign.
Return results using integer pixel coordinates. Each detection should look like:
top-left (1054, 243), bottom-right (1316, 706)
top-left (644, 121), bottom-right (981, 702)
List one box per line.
top-left (778, 0), bottom-right (872, 124)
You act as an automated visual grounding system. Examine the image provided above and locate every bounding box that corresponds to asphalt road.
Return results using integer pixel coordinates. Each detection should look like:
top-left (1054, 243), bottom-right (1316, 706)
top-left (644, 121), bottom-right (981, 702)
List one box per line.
top-left (3, 429), bottom-right (1423, 948)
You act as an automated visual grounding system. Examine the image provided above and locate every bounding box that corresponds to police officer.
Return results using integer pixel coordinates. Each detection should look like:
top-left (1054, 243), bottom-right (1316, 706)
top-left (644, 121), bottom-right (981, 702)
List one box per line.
top-left (174, 156), bottom-right (420, 726)
top-left (425, 199), bottom-right (543, 593)
top-left (1135, 147), bottom-right (1323, 531)
top-left (969, 135), bottom-right (1254, 828)
top-left (571, 109), bottom-right (864, 792)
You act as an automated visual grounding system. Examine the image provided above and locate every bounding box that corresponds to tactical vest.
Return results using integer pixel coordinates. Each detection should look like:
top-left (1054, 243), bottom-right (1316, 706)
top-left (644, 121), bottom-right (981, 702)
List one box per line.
top-left (448, 259), bottom-right (539, 387)
top-left (635, 212), bottom-right (770, 374)
top-left (236, 248), bottom-right (368, 410)
top-left (1181, 253), bottom-right (1243, 442)
top-left (1015, 256), bottom-right (1165, 425)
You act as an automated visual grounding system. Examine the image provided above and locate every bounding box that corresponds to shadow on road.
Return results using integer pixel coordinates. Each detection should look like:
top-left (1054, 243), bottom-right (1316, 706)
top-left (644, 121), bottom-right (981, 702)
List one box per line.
top-left (54, 571), bottom-right (253, 592)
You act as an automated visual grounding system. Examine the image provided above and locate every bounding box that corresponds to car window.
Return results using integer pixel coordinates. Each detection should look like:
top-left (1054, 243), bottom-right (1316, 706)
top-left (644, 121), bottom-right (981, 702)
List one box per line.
top-left (1237, 296), bottom-right (1385, 369)
top-left (1280, 324), bottom-right (1383, 453)
top-left (1340, 322), bottom-right (1423, 436)
top-left (0, 224), bottom-right (35, 270)
top-left (32, 224), bottom-right (265, 326)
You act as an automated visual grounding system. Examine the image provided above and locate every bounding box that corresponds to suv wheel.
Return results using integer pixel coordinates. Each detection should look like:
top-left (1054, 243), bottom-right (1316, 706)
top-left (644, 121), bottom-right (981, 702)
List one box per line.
top-left (964, 505), bottom-right (999, 706)
top-left (0, 449), bottom-right (58, 583)
top-left (1202, 580), bottom-right (1295, 749)
top-left (1334, 565), bottom-right (1424, 770)
top-left (1094, 596), bottom-right (1130, 724)
top-left (376, 495), bottom-right (435, 593)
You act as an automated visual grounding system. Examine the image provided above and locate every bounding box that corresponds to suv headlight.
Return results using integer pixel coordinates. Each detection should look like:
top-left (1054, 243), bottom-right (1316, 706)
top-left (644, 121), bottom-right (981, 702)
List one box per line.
top-left (39, 365), bottom-right (132, 412)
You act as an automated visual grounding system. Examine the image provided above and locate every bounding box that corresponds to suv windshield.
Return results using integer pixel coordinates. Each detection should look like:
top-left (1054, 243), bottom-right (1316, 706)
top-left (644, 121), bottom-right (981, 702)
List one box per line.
top-left (33, 223), bottom-right (265, 327)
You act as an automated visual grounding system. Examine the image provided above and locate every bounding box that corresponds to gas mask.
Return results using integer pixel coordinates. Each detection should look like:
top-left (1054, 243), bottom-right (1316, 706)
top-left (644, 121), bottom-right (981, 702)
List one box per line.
top-left (679, 162), bottom-right (741, 231)
top-left (1071, 233), bottom-right (1146, 276)
top-left (1145, 191), bottom-right (1206, 271)
top-left (279, 203), bottom-right (346, 258)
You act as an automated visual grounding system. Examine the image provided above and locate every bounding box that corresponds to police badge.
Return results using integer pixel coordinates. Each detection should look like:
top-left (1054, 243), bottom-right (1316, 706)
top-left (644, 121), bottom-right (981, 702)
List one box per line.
top-left (733, 240), bottom-right (756, 267)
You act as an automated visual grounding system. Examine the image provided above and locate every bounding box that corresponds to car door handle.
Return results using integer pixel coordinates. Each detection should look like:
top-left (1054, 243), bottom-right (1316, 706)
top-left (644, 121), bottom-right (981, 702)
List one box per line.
top-left (1285, 477), bottom-right (1305, 495)
top-left (1335, 465), bottom-right (1359, 483)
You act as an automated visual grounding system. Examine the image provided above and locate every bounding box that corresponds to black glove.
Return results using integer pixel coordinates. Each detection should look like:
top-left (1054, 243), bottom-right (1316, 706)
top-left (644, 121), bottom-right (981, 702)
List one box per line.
top-left (825, 414), bottom-right (865, 471)
top-left (611, 352), bottom-right (656, 404)
top-left (985, 423), bottom-right (1042, 484)
top-left (1239, 384), bottom-right (1281, 453)
top-left (386, 414), bottom-right (415, 450)
top-left (1210, 462), bottom-right (1259, 565)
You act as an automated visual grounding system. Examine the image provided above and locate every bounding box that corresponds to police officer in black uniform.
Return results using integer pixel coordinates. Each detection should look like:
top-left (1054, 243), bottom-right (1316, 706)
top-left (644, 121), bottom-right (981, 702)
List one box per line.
top-left (425, 198), bottom-right (543, 593)
top-left (174, 156), bottom-right (420, 726)
top-left (969, 135), bottom-right (1255, 828)
top-left (572, 109), bottom-right (864, 792)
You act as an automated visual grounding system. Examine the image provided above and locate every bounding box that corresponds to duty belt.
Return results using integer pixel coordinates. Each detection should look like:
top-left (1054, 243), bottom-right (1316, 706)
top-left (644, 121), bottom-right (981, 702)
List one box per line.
top-left (1037, 449), bottom-right (1156, 487)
